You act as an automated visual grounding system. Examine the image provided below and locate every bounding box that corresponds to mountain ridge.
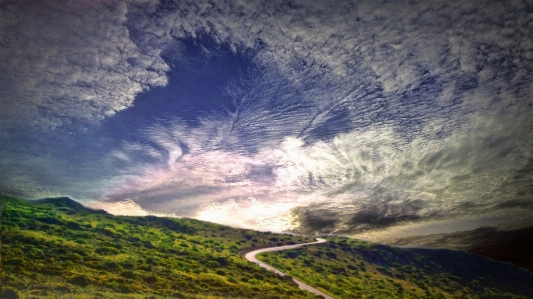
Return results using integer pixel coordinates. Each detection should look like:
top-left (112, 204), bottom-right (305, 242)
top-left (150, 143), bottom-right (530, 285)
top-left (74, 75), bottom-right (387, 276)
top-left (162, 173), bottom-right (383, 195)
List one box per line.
top-left (391, 225), bottom-right (533, 273)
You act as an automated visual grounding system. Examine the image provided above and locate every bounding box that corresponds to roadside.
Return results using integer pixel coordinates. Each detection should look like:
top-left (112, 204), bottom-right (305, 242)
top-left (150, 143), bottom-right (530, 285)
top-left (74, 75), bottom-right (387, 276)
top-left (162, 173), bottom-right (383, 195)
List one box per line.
top-left (244, 238), bottom-right (335, 299)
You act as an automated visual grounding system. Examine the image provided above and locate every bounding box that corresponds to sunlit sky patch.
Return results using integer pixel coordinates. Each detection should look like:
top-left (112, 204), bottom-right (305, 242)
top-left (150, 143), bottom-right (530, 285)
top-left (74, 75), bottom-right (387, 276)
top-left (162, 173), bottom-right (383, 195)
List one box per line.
top-left (1, 0), bottom-right (532, 241)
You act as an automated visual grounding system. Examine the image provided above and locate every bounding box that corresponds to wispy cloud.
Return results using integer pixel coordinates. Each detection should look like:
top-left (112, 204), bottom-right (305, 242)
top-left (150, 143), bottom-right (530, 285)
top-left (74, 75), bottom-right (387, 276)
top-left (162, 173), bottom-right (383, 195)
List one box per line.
top-left (96, 109), bottom-right (531, 232)
top-left (1, 0), bottom-right (532, 236)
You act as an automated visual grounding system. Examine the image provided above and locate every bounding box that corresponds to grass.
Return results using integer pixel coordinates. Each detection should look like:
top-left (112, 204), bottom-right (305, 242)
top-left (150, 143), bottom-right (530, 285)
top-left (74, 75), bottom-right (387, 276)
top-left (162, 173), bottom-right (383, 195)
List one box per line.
top-left (257, 237), bottom-right (533, 299)
top-left (3, 196), bottom-right (533, 299)
top-left (1, 196), bottom-right (316, 298)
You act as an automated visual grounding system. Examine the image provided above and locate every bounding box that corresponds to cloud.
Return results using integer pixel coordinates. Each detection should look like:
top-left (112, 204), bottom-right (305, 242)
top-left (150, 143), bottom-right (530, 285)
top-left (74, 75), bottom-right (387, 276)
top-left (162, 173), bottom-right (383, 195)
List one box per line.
top-left (1, 0), bottom-right (532, 236)
top-left (98, 119), bottom-right (272, 214)
top-left (286, 114), bottom-right (533, 234)
top-left (0, 0), bottom-right (168, 130)
top-left (85, 198), bottom-right (149, 216)
top-left (83, 0), bottom-right (533, 231)
top-left (128, 0), bottom-right (533, 96)
top-left (3, 0), bottom-right (531, 134)
top-left (2, 0), bottom-right (532, 132)
top-left (122, 0), bottom-right (533, 159)
top-left (95, 106), bottom-right (531, 233)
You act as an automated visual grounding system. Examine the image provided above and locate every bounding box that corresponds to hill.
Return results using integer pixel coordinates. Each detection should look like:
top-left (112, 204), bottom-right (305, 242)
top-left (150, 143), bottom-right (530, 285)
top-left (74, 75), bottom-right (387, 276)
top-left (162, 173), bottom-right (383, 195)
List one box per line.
top-left (2, 196), bottom-right (533, 299)
top-left (390, 226), bottom-right (533, 273)
top-left (1, 196), bottom-right (316, 298)
top-left (257, 238), bottom-right (533, 298)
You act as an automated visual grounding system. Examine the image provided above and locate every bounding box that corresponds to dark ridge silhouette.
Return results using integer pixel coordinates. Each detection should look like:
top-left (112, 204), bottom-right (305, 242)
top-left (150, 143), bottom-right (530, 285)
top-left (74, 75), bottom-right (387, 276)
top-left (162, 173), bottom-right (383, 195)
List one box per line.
top-left (392, 226), bottom-right (533, 273)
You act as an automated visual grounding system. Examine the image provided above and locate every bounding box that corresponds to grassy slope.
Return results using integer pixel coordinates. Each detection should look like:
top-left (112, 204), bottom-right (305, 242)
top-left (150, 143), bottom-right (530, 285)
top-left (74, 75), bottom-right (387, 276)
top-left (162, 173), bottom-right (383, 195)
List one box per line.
top-left (257, 237), bottom-right (533, 299)
top-left (1, 196), bottom-right (317, 299)
top-left (3, 196), bottom-right (533, 299)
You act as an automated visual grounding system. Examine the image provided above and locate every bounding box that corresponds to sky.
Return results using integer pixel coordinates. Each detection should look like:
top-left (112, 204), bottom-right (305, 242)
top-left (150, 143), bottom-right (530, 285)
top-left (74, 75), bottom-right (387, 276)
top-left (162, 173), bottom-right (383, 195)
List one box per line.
top-left (1, 0), bottom-right (532, 240)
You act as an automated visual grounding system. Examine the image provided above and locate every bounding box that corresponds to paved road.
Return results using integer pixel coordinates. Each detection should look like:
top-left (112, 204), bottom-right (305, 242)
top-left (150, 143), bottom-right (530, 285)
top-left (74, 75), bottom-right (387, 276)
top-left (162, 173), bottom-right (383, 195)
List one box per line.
top-left (244, 238), bottom-right (335, 299)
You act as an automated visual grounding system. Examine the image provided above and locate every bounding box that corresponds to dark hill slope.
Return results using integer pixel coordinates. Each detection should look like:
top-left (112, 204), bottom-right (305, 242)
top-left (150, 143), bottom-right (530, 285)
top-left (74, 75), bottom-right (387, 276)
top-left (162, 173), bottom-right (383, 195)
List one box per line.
top-left (391, 226), bottom-right (533, 272)
top-left (257, 237), bottom-right (533, 299)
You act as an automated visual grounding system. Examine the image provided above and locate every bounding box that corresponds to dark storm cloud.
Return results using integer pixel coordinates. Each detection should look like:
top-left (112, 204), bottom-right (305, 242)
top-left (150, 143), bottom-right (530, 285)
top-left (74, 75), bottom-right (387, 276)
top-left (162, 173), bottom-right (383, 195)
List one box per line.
top-left (1, 0), bottom-right (532, 233)
top-left (293, 207), bottom-right (340, 234)
top-left (294, 197), bottom-right (425, 234)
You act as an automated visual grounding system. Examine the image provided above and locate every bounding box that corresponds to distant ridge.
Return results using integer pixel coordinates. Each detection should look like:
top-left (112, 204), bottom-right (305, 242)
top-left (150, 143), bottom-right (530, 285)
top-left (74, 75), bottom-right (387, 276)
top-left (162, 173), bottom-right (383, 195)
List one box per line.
top-left (22, 196), bottom-right (109, 214)
top-left (392, 225), bottom-right (533, 273)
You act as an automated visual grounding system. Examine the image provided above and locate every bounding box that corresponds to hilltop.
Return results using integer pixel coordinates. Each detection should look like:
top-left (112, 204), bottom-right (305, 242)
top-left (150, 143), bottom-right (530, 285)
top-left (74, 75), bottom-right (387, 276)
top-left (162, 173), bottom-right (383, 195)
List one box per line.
top-left (2, 196), bottom-right (533, 299)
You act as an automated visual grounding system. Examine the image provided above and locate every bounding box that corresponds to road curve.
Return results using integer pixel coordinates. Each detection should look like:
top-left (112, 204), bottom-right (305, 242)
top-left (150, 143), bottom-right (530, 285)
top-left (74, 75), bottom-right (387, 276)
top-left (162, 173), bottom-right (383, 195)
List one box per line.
top-left (245, 238), bottom-right (335, 299)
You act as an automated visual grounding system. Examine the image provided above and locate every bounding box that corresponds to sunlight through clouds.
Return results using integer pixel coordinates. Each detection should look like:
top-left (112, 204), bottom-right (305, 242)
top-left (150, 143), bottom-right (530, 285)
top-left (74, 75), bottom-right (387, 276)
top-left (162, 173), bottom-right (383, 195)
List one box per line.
top-left (1, 0), bottom-right (532, 239)
top-left (196, 197), bottom-right (299, 232)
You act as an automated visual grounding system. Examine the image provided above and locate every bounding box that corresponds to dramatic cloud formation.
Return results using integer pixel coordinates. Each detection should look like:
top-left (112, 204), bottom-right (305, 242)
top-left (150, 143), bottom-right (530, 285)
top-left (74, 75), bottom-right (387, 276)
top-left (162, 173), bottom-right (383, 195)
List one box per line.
top-left (0, 0), bottom-right (168, 130)
top-left (1, 0), bottom-right (532, 238)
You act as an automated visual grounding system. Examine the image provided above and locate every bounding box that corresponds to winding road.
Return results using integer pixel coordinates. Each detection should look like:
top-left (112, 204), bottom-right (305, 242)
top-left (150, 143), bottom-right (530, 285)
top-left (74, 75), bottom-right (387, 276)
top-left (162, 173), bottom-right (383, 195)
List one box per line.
top-left (244, 238), bottom-right (335, 299)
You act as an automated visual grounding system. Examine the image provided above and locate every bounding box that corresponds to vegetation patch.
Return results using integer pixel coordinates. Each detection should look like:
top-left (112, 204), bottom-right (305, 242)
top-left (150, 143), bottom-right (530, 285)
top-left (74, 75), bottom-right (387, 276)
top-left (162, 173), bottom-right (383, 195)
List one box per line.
top-left (257, 237), bottom-right (533, 299)
top-left (1, 196), bottom-right (316, 298)
top-left (4, 196), bottom-right (533, 299)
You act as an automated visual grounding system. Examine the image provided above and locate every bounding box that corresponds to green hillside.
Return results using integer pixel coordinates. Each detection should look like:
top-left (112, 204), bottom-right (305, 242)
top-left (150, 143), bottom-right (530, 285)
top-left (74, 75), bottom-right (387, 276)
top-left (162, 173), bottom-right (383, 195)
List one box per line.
top-left (2, 196), bottom-right (533, 299)
top-left (0, 196), bottom-right (316, 299)
top-left (257, 238), bottom-right (533, 298)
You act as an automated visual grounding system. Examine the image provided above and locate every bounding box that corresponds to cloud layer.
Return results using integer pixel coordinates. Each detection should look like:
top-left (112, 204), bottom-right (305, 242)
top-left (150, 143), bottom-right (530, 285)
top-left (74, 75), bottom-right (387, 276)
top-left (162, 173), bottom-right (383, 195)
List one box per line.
top-left (1, 0), bottom-right (532, 236)
top-left (0, 0), bottom-right (168, 130)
